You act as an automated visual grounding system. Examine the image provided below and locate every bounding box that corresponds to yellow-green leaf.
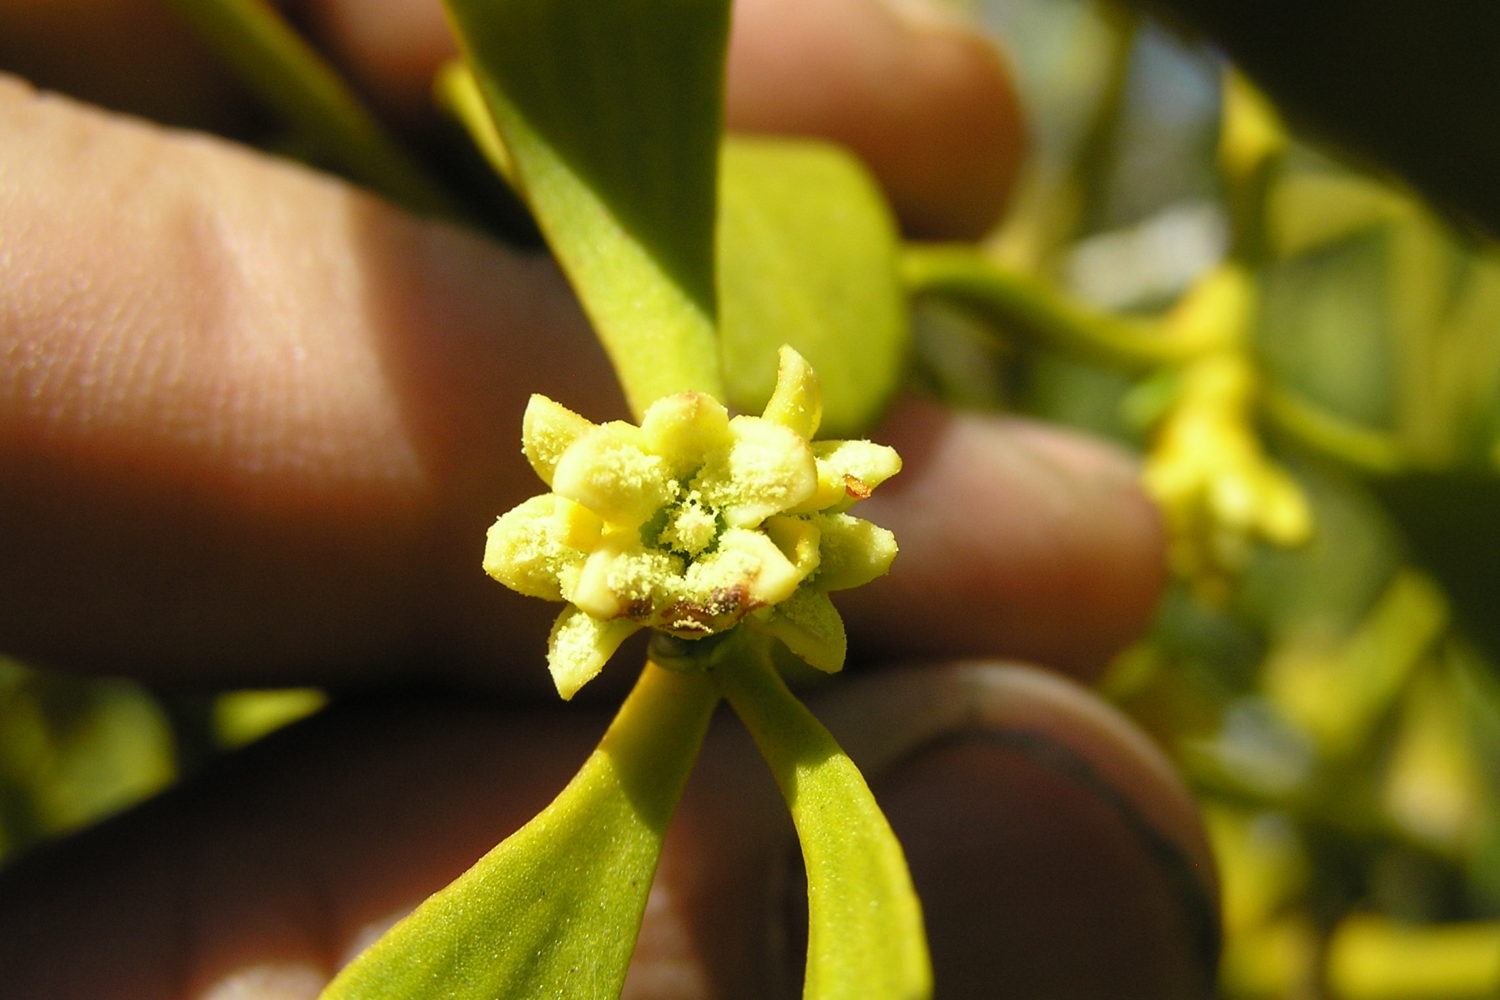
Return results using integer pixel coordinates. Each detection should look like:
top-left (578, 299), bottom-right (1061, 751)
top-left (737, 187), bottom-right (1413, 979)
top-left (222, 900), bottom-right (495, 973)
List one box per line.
top-left (443, 0), bottom-right (731, 415)
top-left (319, 665), bottom-right (718, 1000)
top-left (719, 138), bottom-right (908, 436)
top-left (717, 638), bottom-right (932, 999)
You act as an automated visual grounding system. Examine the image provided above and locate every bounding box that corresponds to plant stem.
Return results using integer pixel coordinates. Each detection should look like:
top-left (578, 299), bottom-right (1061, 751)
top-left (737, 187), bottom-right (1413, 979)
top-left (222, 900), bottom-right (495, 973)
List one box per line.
top-left (903, 244), bottom-right (1215, 371)
top-left (1263, 384), bottom-right (1409, 477)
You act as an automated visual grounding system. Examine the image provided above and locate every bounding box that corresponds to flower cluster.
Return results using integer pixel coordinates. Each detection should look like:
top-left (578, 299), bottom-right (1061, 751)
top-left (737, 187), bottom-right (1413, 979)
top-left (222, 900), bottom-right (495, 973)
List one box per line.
top-left (1145, 352), bottom-right (1310, 596)
top-left (484, 346), bottom-right (900, 698)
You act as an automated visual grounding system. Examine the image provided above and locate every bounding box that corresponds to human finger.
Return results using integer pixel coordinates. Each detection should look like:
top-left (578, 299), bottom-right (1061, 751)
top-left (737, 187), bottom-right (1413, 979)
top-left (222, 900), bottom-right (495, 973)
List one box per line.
top-left (312, 0), bottom-right (1023, 236)
top-left (0, 662), bottom-right (1218, 999)
top-left (722, 0), bottom-right (1024, 237)
top-left (0, 79), bottom-right (1157, 689)
top-left (844, 399), bottom-right (1168, 682)
top-left (0, 74), bottom-right (614, 691)
top-left (3, 0), bottom-right (1024, 238)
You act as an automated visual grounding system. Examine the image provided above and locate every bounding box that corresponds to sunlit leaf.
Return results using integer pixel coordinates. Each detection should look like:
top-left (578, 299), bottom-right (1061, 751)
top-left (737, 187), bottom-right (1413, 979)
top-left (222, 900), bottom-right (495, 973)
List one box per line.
top-left (718, 138), bottom-right (908, 436)
top-left (319, 665), bottom-right (718, 1000)
top-left (443, 0), bottom-right (731, 415)
top-left (718, 638), bottom-right (931, 1000)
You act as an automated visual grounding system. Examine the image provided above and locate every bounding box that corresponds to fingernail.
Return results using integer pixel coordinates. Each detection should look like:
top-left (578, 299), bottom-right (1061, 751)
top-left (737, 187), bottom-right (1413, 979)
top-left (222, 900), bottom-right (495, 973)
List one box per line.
top-left (873, 731), bottom-right (1220, 999)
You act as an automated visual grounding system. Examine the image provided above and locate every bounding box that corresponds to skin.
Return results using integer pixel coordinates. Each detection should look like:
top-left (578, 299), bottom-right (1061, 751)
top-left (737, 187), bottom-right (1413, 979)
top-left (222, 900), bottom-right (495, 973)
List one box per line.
top-left (0, 1), bottom-right (1216, 997)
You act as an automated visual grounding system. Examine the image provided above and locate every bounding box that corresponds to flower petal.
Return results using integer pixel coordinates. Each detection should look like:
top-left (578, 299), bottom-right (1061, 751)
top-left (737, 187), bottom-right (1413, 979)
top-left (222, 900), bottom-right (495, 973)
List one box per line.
top-left (791, 439), bottom-right (904, 513)
top-left (761, 344), bottom-right (823, 440)
top-left (809, 513), bottom-right (898, 591)
top-left (763, 515), bottom-right (823, 580)
top-left (522, 395), bottom-right (596, 486)
top-left (547, 606), bottom-right (643, 699)
top-left (570, 533), bottom-right (683, 621)
top-left (679, 525), bottom-right (811, 621)
top-left (483, 494), bottom-right (599, 601)
top-left (552, 422), bottom-right (678, 527)
top-left (640, 391), bottom-right (732, 480)
top-left (694, 416), bottom-right (817, 527)
top-left (749, 590), bottom-right (847, 673)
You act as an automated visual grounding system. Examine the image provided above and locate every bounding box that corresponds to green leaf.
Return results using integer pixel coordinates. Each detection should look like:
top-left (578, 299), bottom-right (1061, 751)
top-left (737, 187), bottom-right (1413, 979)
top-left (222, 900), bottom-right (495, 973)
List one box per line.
top-left (718, 138), bottom-right (908, 437)
top-left (319, 665), bottom-right (718, 1000)
top-left (443, 0), bottom-right (731, 416)
top-left (160, 0), bottom-right (451, 215)
top-left (718, 638), bottom-right (932, 1000)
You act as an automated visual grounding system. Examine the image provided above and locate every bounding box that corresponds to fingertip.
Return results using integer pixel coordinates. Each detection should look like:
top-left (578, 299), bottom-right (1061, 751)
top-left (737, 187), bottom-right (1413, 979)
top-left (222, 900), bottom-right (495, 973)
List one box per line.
top-left (845, 400), bottom-right (1168, 679)
top-left (311, 0), bottom-right (1026, 238)
top-left (725, 0), bottom-right (1026, 237)
top-left (829, 663), bottom-right (1220, 998)
top-left (632, 662), bottom-right (1219, 998)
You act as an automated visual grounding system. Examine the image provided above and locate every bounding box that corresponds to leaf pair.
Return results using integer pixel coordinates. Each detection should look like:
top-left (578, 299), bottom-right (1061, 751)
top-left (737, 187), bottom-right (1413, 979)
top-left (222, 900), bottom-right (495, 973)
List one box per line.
top-left (321, 646), bottom-right (930, 1000)
top-left (323, 0), bottom-right (925, 996)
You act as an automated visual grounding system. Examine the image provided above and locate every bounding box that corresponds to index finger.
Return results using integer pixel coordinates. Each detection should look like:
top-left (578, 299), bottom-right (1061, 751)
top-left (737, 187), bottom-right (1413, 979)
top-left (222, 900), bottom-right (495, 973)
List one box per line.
top-left (1, 0), bottom-right (1024, 239)
top-left (0, 75), bottom-right (1157, 691)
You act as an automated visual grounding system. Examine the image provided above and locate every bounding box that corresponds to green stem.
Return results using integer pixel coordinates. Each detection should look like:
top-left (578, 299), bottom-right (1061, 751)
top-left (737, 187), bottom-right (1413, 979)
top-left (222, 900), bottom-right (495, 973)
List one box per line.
top-left (1263, 384), bottom-right (1410, 476)
top-left (903, 244), bottom-right (1419, 478)
top-left (903, 244), bottom-right (1214, 372)
top-left (161, 0), bottom-right (453, 215)
top-left (716, 637), bottom-right (931, 1000)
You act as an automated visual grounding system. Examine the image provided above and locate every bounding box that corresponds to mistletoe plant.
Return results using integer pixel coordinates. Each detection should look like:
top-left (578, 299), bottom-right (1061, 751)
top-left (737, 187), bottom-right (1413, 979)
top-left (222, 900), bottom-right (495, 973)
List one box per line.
top-left (167, 0), bottom-right (931, 997)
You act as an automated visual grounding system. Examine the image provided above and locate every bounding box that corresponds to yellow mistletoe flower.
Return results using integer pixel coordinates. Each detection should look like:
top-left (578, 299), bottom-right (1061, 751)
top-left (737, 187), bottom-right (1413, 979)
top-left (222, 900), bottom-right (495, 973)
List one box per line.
top-left (484, 347), bottom-right (901, 698)
top-left (1145, 352), bottom-right (1311, 594)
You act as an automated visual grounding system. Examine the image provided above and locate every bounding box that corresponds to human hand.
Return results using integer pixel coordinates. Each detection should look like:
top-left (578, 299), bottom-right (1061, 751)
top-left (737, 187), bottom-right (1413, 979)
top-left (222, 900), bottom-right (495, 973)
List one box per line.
top-left (0, 1), bottom-right (1216, 997)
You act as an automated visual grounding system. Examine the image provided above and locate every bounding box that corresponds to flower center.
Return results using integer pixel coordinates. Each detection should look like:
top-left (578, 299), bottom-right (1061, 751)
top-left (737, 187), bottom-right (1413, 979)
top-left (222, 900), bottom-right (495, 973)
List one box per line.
top-left (642, 484), bottom-right (726, 560)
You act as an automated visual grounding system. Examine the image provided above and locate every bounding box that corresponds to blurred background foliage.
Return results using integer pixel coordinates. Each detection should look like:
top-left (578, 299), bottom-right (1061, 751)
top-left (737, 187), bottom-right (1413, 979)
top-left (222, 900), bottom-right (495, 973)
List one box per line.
top-left (947, 1), bottom-right (1500, 996)
top-left (5, 0), bottom-right (1500, 997)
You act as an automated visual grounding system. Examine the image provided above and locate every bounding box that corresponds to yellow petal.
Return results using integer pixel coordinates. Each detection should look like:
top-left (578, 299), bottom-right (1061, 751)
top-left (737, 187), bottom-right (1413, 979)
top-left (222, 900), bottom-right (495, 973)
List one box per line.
top-left (570, 533), bottom-right (682, 620)
top-left (547, 606), bottom-right (642, 699)
top-left (521, 395), bottom-right (596, 486)
top-left (749, 590), bottom-right (847, 673)
top-left (761, 344), bottom-right (823, 440)
top-left (695, 416), bottom-right (818, 528)
top-left (482, 494), bottom-right (598, 601)
top-left (1258, 471), bottom-right (1313, 546)
top-left (791, 439), bottom-right (903, 513)
top-left (682, 526), bottom-right (812, 618)
top-left (811, 513), bottom-right (898, 591)
top-left (640, 391), bottom-right (732, 479)
top-left (552, 422), bottom-right (677, 527)
top-left (763, 514), bottom-right (823, 580)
